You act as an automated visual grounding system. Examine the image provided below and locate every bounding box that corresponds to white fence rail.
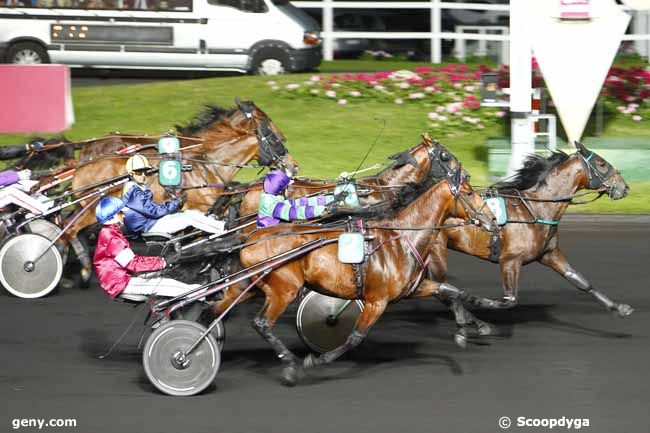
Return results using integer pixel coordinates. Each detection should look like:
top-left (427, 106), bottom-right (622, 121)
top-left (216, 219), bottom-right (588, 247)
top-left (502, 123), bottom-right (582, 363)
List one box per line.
top-left (292, 1), bottom-right (650, 63)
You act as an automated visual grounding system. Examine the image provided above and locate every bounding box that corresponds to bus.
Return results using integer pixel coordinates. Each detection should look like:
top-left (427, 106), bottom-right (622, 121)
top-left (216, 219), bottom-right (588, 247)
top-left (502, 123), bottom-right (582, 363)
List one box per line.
top-left (0, 0), bottom-right (322, 75)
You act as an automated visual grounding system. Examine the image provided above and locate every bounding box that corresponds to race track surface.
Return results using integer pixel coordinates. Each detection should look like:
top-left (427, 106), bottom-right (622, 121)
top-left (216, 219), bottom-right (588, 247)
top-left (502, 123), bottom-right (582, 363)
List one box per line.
top-left (1, 218), bottom-right (648, 433)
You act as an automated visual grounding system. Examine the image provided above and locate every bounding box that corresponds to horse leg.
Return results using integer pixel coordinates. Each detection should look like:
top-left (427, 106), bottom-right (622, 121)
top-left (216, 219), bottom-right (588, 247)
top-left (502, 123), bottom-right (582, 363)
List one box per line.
top-left (427, 241), bottom-right (494, 338)
top-left (442, 259), bottom-right (522, 309)
top-left (251, 283), bottom-right (303, 386)
top-left (540, 248), bottom-right (633, 318)
top-left (303, 298), bottom-right (387, 371)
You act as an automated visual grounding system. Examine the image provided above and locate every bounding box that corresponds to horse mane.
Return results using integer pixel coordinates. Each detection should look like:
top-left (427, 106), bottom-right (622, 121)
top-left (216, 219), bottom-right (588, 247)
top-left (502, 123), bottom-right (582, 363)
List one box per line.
top-left (175, 104), bottom-right (238, 136)
top-left (12, 136), bottom-right (75, 173)
top-left (493, 151), bottom-right (569, 193)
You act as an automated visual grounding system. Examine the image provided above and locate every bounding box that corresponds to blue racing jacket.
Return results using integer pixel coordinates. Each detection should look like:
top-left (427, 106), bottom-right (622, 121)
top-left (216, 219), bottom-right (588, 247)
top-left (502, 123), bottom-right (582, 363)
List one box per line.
top-left (121, 181), bottom-right (179, 234)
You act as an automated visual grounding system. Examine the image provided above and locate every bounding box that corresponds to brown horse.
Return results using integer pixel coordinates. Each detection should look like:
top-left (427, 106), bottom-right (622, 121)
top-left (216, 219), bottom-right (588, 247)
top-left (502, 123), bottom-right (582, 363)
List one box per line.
top-left (209, 135), bottom-right (456, 315)
top-left (63, 100), bottom-right (298, 282)
top-left (238, 158), bottom-right (494, 385)
top-left (431, 141), bottom-right (633, 320)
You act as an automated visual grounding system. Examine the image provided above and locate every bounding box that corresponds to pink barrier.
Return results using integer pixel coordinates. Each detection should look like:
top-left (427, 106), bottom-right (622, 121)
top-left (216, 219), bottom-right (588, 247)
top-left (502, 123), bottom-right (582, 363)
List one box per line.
top-left (0, 64), bottom-right (74, 133)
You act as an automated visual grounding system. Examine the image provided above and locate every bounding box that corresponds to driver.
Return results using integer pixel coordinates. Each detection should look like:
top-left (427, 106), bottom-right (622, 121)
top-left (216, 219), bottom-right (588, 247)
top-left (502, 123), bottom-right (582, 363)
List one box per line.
top-left (121, 155), bottom-right (226, 236)
top-left (93, 196), bottom-right (201, 299)
top-left (257, 170), bottom-right (336, 228)
top-left (0, 169), bottom-right (53, 215)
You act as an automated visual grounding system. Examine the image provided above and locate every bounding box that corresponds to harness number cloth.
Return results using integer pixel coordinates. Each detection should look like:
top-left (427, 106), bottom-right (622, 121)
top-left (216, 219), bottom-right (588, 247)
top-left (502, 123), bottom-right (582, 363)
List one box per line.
top-left (484, 196), bottom-right (508, 226)
top-left (338, 232), bottom-right (365, 264)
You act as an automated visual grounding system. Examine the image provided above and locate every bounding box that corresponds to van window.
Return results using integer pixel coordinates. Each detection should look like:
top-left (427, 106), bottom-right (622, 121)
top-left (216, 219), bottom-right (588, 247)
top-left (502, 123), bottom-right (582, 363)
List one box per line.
top-left (2, 0), bottom-right (192, 12)
top-left (207, 0), bottom-right (267, 13)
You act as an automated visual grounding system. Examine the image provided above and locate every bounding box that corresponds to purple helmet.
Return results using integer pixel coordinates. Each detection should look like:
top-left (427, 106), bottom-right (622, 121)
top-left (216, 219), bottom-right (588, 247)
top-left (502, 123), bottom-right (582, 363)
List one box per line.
top-left (263, 170), bottom-right (291, 194)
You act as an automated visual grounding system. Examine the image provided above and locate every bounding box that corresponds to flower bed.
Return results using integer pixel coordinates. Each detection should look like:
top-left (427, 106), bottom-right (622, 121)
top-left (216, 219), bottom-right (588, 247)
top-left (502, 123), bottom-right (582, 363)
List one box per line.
top-left (270, 62), bottom-right (649, 137)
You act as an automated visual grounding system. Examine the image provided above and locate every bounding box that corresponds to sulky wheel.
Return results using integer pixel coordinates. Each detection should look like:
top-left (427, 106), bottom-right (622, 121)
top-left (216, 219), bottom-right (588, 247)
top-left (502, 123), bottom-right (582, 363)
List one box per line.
top-left (25, 219), bottom-right (69, 265)
top-left (143, 320), bottom-right (220, 397)
top-left (0, 233), bottom-right (63, 299)
top-left (296, 291), bottom-right (364, 353)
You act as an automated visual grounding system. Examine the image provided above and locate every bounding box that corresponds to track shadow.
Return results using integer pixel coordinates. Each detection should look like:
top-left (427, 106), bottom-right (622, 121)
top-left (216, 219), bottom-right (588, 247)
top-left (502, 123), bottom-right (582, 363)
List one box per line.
top-left (79, 328), bottom-right (146, 363)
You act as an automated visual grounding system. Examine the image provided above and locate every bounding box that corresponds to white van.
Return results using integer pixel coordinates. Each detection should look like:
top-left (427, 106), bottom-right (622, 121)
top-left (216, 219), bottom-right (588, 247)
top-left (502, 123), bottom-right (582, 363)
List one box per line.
top-left (0, 0), bottom-right (322, 75)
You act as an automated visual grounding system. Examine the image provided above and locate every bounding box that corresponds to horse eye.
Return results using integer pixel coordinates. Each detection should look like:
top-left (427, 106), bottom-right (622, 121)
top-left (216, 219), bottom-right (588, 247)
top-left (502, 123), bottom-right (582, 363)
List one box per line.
top-left (597, 159), bottom-right (606, 167)
top-left (440, 152), bottom-right (450, 162)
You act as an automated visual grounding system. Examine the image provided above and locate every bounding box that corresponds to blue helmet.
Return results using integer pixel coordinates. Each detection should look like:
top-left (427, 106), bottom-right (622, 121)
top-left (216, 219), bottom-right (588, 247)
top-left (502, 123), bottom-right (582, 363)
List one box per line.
top-left (96, 197), bottom-right (125, 224)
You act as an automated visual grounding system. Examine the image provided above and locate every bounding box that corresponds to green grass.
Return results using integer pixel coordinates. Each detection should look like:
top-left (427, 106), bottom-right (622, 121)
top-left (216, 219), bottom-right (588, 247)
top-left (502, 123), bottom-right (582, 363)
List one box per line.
top-left (0, 67), bottom-right (648, 213)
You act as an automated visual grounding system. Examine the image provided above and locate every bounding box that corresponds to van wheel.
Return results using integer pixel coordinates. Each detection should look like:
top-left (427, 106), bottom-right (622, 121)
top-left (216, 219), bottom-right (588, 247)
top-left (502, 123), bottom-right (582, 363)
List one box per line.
top-left (252, 50), bottom-right (289, 76)
top-left (7, 42), bottom-right (49, 64)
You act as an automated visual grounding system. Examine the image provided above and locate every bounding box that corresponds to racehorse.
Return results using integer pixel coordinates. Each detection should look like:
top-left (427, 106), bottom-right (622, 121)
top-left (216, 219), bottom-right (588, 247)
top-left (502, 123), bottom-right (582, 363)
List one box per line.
top-left (237, 152), bottom-right (494, 385)
top-left (207, 136), bottom-right (495, 341)
top-left (431, 141), bottom-right (633, 320)
top-left (62, 100), bottom-right (298, 283)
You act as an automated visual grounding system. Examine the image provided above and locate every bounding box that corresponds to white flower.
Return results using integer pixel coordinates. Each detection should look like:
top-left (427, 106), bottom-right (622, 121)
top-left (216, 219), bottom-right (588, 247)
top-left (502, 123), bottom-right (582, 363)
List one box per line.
top-left (331, 83), bottom-right (341, 88)
top-left (394, 98), bottom-right (404, 105)
top-left (337, 99), bottom-right (348, 105)
top-left (428, 112), bottom-right (439, 120)
top-left (374, 85), bottom-right (386, 91)
top-left (310, 89), bottom-right (320, 95)
top-left (310, 75), bottom-right (322, 81)
top-left (325, 90), bottom-right (337, 98)
top-left (617, 105), bottom-right (626, 112)
top-left (477, 124), bottom-right (485, 129)
top-left (408, 92), bottom-right (425, 99)
top-left (453, 83), bottom-right (462, 88)
top-left (445, 102), bottom-right (463, 113)
top-left (424, 86), bottom-right (436, 93)
top-left (285, 83), bottom-right (300, 90)
top-left (438, 115), bottom-right (448, 122)
top-left (399, 82), bottom-right (410, 89)
top-left (271, 86), bottom-right (280, 91)
top-left (464, 85), bottom-right (475, 92)
top-left (266, 80), bottom-right (277, 85)
top-left (632, 115), bottom-right (642, 121)
top-left (349, 90), bottom-right (362, 97)
top-left (495, 111), bottom-right (506, 118)
top-left (388, 70), bottom-right (421, 81)
top-left (304, 81), bottom-right (314, 86)
top-left (436, 106), bottom-right (446, 113)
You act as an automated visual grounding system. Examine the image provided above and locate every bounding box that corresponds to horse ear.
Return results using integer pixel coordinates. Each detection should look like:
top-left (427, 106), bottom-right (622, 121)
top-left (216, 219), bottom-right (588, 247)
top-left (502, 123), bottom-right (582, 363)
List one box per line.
top-left (574, 141), bottom-right (588, 155)
top-left (422, 132), bottom-right (431, 144)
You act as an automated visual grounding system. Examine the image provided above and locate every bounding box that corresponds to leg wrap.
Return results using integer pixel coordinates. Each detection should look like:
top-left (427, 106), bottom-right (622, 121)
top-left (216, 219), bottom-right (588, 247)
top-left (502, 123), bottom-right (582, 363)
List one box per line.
top-left (70, 237), bottom-right (90, 268)
top-left (588, 289), bottom-right (616, 310)
top-left (438, 283), bottom-right (465, 300)
top-left (564, 268), bottom-right (591, 292)
top-left (320, 330), bottom-right (367, 364)
top-left (252, 317), bottom-right (294, 363)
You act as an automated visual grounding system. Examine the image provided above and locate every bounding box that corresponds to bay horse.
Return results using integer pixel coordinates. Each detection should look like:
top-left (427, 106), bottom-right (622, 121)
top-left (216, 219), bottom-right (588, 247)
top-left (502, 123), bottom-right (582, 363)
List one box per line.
top-left (237, 156), bottom-right (494, 385)
top-left (431, 141), bottom-right (633, 320)
top-left (208, 136), bottom-right (495, 341)
top-left (62, 100), bottom-right (298, 283)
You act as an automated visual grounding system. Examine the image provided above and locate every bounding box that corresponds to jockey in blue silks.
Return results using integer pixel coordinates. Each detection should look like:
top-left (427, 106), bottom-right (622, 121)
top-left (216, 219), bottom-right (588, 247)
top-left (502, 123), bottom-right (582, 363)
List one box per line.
top-left (257, 170), bottom-right (335, 228)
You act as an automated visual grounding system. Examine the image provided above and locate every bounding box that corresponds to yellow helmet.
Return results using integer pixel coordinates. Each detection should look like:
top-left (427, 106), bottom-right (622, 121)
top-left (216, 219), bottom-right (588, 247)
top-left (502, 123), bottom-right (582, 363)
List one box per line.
top-left (125, 154), bottom-right (151, 174)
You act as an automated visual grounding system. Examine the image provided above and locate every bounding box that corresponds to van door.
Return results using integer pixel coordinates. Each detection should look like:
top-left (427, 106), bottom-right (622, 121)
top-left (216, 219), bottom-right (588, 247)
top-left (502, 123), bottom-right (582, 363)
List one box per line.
top-left (200, 0), bottom-right (275, 69)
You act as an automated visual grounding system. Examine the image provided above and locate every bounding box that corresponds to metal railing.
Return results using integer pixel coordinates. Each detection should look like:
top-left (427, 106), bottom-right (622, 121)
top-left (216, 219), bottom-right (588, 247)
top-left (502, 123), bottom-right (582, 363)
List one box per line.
top-left (292, 1), bottom-right (650, 63)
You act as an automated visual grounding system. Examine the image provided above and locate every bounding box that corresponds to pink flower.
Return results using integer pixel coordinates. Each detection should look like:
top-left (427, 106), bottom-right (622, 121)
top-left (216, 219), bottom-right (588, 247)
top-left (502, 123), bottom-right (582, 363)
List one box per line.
top-left (495, 111), bottom-right (506, 118)
top-left (310, 75), bottom-right (322, 82)
top-left (424, 86), bottom-right (437, 93)
top-left (337, 99), bottom-right (348, 105)
top-left (414, 66), bottom-right (433, 74)
top-left (632, 115), bottom-right (642, 121)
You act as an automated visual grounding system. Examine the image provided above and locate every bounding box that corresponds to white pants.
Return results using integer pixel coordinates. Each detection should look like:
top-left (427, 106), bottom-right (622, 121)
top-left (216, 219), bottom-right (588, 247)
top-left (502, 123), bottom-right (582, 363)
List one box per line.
top-left (148, 210), bottom-right (225, 235)
top-left (0, 185), bottom-right (52, 215)
top-left (123, 276), bottom-right (201, 298)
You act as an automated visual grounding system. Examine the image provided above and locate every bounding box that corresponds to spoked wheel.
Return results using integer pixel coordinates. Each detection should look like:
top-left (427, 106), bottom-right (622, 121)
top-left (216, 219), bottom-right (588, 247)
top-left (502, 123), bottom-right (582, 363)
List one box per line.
top-left (143, 320), bottom-right (220, 396)
top-left (296, 291), bottom-right (364, 353)
top-left (25, 219), bottom-right (69, 265)
top-left (0, 233), bottom-right (63, 299)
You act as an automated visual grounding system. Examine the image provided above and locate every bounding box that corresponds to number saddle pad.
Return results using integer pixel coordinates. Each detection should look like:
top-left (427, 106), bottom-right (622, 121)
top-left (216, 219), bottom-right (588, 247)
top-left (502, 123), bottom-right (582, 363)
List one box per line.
top-left (334, 182), bottom-right (361, 208)
top-left (158, 159), bottom-right (182, 187)
top-left (338, 232), bottom-right (365, 264)
top-left (483, 196), bottom-right (508, 226)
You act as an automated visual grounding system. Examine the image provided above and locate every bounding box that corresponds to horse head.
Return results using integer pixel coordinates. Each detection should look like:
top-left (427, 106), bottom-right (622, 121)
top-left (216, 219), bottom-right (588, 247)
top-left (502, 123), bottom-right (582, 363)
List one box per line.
top-left (235, 98), bottom-right (298, 176)
top-left (573, 141), bottom-right (629, 200)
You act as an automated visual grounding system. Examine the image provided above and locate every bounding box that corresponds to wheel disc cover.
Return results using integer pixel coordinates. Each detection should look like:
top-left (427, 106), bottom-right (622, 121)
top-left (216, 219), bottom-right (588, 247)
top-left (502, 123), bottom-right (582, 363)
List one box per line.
top-left (14, 49), bottom-right (42, 64)
top-left (259, 59), bottom-right (284, 76)
top-left (143, 320), bottom-right (220, 396)
top-left (296, 291), bottom-right (364, 353)
top-left (26, 219), bottom-right (67, 264)
top-left (0, 234), bottom-right (62, 298)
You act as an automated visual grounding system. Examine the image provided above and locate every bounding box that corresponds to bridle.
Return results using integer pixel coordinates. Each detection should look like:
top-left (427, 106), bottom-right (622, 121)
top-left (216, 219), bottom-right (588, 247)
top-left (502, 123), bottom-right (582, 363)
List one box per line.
top-left (577, 150), bottom-right (619, 196)
top-left (255, 121), bottom-right (289, 170)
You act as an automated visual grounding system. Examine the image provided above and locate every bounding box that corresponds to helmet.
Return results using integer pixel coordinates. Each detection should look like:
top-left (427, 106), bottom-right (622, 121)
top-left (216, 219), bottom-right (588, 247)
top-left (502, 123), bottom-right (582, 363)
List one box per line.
top-left (263, 170), bottom-right (290, 194)
top-left (96, 197), bottom-right (125, 224)
top-left (125, 154), bottom-right (151, 174)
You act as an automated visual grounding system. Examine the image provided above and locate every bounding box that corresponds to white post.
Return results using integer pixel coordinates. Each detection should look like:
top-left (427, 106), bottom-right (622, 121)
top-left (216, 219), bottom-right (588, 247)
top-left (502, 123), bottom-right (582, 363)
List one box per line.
top-left (323, 0), bottom-right (334, 62)
top-left (507, 0), bottom-right (533, 177)
top-left (431, 0), bottom-right (441, 63)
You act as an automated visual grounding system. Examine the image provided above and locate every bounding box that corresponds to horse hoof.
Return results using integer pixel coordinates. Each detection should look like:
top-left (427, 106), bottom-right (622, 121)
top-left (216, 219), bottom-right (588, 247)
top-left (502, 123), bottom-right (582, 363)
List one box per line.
top-left (58, 277), bottom-right (75, 290)
top-left (454, 329), bottom-right (468, 348)
top-left (281, 364), bottom-right (300, 387)
top-left (303, 353), bottom-right (318, 370)
top-left (476, 322), bottom-right (494, 336)
top-left (616, 304), bottom-right (634, 318)
top-left (80, 268), bottom-right (92, 286)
